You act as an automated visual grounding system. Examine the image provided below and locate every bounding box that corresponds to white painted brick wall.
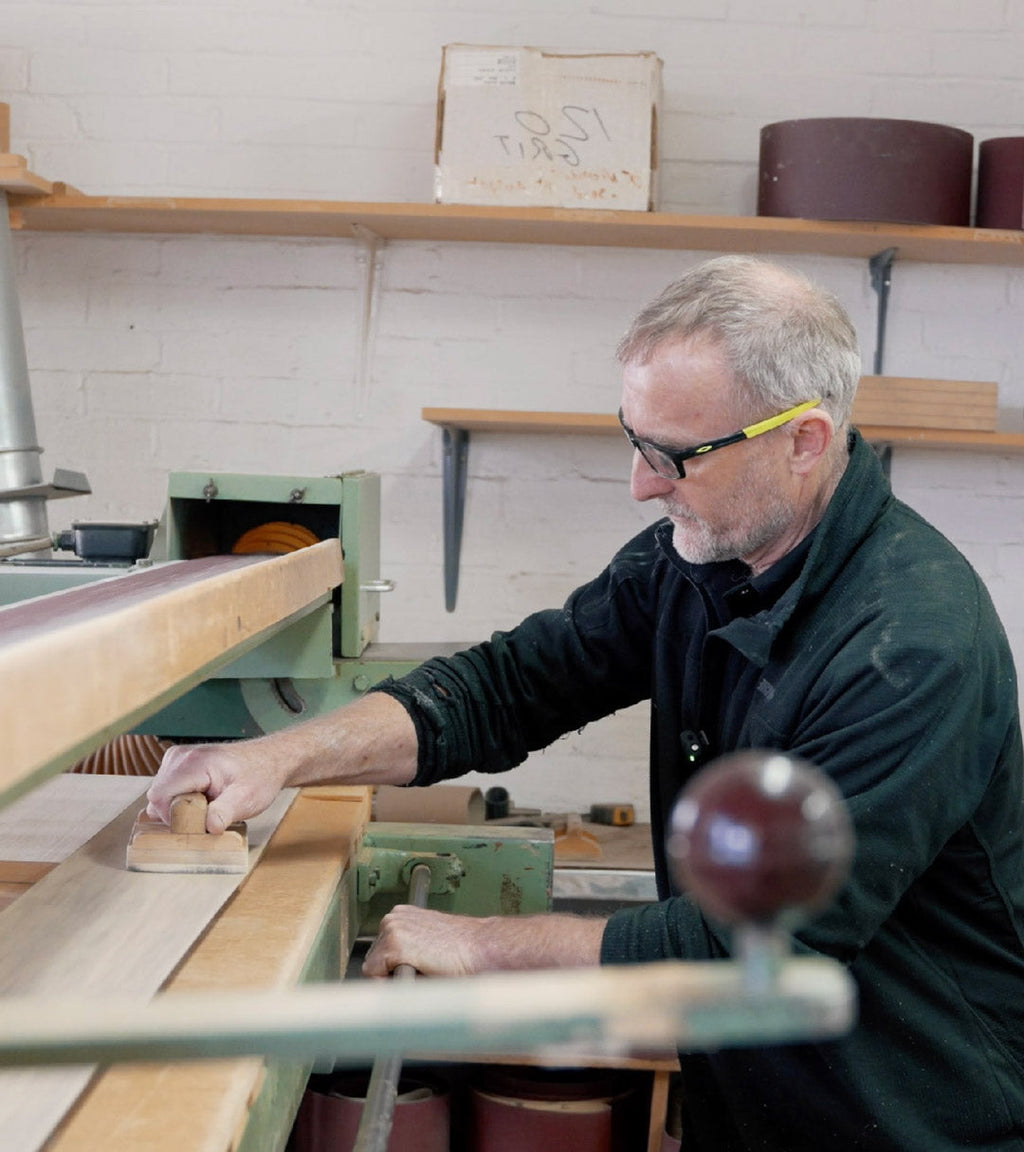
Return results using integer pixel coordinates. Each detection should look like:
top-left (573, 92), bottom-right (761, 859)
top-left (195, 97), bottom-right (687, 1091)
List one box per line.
top-left (4, 0), bottom-right (1024, 818)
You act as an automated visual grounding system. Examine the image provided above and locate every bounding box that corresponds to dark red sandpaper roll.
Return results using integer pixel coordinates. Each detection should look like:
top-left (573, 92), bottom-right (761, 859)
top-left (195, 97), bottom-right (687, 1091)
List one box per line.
top-left (976, 137), bottom-right (1024, 229)
top-left (757, 117), bottom-right (973, 225)
top-left (292, 1072), bottom-right (449, 1152)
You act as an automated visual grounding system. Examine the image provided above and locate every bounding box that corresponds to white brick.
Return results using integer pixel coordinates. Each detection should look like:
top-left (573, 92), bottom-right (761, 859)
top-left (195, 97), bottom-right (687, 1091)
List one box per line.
top-left (30, 50), bottom-right (169, 96)
top-left (866, 0), bottom-right (1008, 31)
top-left (0, 49), bottom-right (29, 95)
top-left (868, 78), bottom-right (1014, 126)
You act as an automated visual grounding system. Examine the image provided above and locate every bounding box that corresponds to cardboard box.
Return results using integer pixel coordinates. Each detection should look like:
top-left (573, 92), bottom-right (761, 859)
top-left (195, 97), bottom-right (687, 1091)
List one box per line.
top-left (435, 44), bottom-right (661, 211)
top-left (852, 376), bottom-right (998, 431)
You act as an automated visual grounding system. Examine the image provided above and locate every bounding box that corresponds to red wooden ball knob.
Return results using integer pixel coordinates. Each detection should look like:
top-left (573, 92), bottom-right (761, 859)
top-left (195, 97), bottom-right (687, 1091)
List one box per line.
top-left (667, 750), bottom-right (854, 927)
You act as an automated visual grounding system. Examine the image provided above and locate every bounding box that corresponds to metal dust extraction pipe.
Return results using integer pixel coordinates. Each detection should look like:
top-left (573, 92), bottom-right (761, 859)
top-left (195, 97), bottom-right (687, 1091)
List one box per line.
top-left (0, 190), bottom-right (50, 555)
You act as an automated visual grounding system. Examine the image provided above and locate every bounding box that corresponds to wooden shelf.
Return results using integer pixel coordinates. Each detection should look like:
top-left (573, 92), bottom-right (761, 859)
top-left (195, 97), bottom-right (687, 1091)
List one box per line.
top-left (9, 189), bottom-right (1024, 264)
top-left (422, 406), bottom-right (1024, 452)
top-left (423, 404), bottom-right (1024, 612)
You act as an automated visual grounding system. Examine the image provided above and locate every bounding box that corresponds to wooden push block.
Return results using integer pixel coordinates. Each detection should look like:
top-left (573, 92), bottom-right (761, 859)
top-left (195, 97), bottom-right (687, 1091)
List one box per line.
top-left (125, 793), bottom-right (249, 874)
top-left (553, 813), bottom-right (603, 861)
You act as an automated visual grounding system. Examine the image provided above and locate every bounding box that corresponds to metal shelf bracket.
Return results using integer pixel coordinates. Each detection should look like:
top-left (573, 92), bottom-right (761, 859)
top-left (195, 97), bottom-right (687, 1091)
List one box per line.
top-left (868, 248), bottom-right (897, 477)
top-left (441, 427), bottom-right (469, 612)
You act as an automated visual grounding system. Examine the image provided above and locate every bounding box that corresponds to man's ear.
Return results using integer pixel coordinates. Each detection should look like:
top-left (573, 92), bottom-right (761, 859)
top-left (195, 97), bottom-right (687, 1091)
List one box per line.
top-left (789, 409), bottom-right (835, 475)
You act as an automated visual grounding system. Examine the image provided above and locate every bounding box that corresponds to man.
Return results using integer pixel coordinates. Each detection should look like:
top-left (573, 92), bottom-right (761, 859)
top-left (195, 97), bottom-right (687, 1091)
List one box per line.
top-left (148, 256), bottom-right (1024, 1150)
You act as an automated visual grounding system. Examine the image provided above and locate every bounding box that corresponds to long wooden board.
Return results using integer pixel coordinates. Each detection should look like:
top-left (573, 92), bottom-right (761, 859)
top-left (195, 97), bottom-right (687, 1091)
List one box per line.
top-left (48, 785), bottom-right (372, 1152)
top-left (0, 784), bottom-right (297, 1152)
top-left (0, 541), bottom-right (342, 807)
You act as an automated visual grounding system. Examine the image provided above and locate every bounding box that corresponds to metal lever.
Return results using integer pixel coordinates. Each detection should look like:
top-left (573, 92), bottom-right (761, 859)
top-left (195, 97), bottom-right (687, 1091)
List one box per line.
top-left (352, 862), bottom-right (433, 1152)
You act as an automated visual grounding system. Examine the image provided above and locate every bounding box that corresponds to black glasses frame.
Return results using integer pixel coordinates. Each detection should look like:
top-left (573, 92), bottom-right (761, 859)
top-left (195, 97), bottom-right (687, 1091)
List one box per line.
top-left (617, 398), bottom-right (822, 480)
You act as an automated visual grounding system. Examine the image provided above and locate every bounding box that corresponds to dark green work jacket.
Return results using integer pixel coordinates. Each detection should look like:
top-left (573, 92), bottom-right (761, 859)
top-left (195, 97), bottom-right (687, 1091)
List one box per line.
top-left (381, 431), bottom-right (1024, 1151)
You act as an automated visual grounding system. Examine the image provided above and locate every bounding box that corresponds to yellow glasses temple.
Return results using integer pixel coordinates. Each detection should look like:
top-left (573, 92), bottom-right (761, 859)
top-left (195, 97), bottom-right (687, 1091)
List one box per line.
top-left (742, 398), bottom-right (822, 440)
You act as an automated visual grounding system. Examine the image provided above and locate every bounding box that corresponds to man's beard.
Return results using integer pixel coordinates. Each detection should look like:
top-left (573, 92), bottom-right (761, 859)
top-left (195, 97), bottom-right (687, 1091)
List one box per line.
top-left (662, 476), bottom-right (798, 568)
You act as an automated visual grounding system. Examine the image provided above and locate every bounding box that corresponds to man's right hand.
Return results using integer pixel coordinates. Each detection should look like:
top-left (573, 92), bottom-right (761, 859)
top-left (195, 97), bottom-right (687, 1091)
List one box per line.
top-left (145, 739), bottom-right (287, 833)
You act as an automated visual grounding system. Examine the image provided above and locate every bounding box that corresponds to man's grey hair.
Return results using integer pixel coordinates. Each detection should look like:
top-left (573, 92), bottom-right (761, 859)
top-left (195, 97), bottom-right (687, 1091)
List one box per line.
top-left (616, 256), bottom-right (862, 432)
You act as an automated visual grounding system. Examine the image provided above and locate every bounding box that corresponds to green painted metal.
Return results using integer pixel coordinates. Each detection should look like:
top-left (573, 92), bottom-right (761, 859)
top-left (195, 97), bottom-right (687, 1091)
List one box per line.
top-left (132, 678), bottom-right (264, 739)
top-left (212, 604), bottom-right (336, 680)
top-left (240, 650), bottom-right (425, 735)
top-left (132, 652), bottom-right (427, 740)
top-left (356, 823), bottom-right (553, 936)
top-left (356, 847), bottom-right (466, 904)
top-left (341, 470), bottom-right (382, 658)
top-left (0, 564), bottom-right (122, 606)
top-left (161, 469), bottom-right (382, 660)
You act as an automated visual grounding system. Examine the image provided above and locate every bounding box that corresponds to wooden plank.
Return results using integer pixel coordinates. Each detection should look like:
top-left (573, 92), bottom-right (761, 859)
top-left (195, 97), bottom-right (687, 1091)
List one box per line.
top-left (855, 375), bottom-right (997, 431)
top-left (0, 862), bottom-right (54, 884)
top-left (0, 155), bottom-right (52, 197)
top-left (48, 785), bottom-right (372, 1152)
top-left (0, 541), bottom-right (342, 807)
top-left (0, 786), bottom-right (297, 1152)
top-left (423, 407), bottom-right (619, 434)
top-left (0, 776), bottom-right (151, 913)
top-left (9, 192), bottom-right (1024, 266)
top-left (0, 775), bottom-right (149, 863)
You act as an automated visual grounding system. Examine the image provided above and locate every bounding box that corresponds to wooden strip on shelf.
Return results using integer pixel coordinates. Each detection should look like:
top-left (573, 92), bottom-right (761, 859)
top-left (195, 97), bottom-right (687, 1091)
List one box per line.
top-left (0, 154), bottom-right (52, 197)
top-left (0, 785), bottom-right (297, 1152)
top-left (48, 785), bottom-right (372, 1152)
top-left (9, 192), bottom-right (1024, 266)
top-left (0, 541), bottom-right (342, 804)
top-left (855, 375), bottom-right (997, 431)
top-left (423, 407), bottom-right (618, 434)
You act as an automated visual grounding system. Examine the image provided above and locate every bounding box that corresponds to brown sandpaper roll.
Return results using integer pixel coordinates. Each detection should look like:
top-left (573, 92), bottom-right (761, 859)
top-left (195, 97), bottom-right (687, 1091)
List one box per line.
top-left (471, 1089), bottom-right (612, 1152)
top-left (469, 1066), bottom-right (641, 1152)
top-left (757, 117), bottom-right (973, 226)
top-left (373, 784), bottom-right (486, 824)
top-left (292, 1071), bottom-right (449, 1152)
top-left (976, 137), bottom-right (1024, 229)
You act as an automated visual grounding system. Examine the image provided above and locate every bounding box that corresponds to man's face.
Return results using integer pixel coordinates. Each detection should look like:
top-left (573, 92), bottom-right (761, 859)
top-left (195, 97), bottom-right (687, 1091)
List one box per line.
top-left (620, 334), bottom-right (800, 571)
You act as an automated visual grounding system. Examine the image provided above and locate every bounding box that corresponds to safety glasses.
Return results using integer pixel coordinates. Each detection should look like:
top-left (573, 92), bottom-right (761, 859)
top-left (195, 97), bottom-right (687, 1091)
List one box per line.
top-left (618, 397), bottom-right (822, 480)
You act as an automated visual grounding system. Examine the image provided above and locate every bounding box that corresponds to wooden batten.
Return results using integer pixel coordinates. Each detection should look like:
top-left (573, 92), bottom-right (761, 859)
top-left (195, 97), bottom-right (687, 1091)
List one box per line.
top-left (852, 375), bottom-right (998, 431)
top-left (0, 541), bottom-right (343, 806)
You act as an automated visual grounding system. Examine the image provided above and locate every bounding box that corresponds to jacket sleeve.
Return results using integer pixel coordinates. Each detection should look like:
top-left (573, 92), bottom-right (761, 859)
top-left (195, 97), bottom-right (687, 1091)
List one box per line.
top-left (374, 527), bottom-right (662, 786)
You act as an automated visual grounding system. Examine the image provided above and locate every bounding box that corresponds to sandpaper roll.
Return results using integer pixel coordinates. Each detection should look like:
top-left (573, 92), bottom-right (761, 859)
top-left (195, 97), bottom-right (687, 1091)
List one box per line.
top-left (470, 1089), bottom-right (612, 1152)
top-left (292, 1071), bottom-right (449, 1152)
top-left (757, 117), bottom-right (973, 225)
top-left (469, 1066), bottom-right (640, 1152)
top-left (373, 784), bottom-right (486, 824)
top-left (976, 137), bottom-right (1024, 229)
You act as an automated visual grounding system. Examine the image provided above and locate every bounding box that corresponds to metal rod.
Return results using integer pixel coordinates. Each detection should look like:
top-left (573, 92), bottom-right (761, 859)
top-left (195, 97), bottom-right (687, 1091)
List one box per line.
top-left (352, 863), bottom-right (433, 1152)
top-left (0, 190), bottom-right (49, 549)
top-left (0, 955), bottom-right (855, 1068)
